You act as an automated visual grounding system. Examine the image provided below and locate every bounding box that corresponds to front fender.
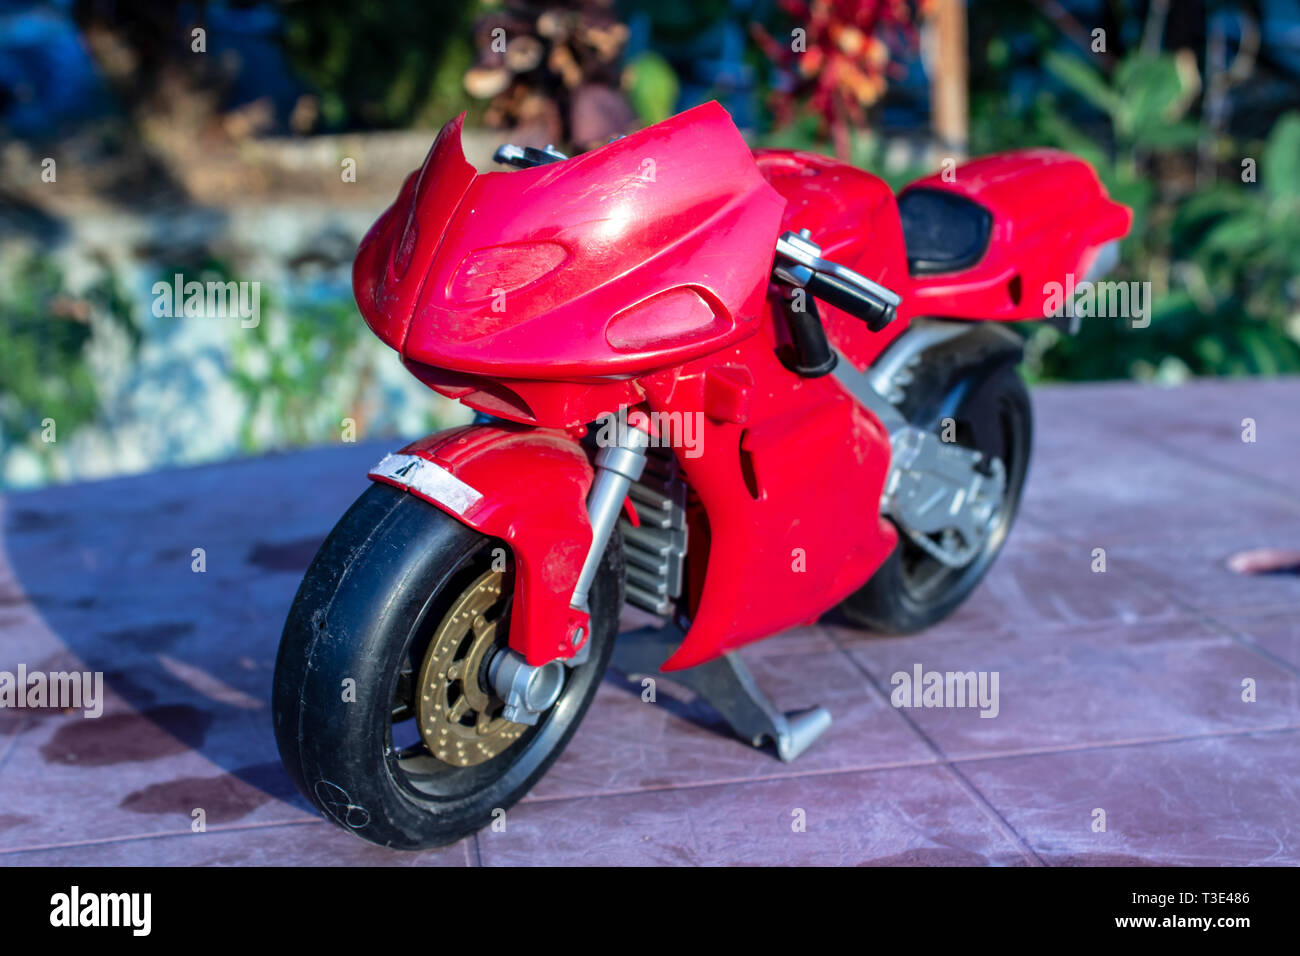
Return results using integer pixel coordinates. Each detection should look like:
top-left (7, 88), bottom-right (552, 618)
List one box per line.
top-left (368, 424), bottom-right (594, 665)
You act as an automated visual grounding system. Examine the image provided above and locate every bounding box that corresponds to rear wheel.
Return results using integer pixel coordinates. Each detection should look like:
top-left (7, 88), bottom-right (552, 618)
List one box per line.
top-left (838, 363), bottom-right (1032, 633)
top-left (272, 482), bottom-right (623, 850)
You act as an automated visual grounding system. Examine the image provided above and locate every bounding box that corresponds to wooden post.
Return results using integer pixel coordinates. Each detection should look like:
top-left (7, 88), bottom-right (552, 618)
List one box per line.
top-left (929, 0), bottom-right (969, 160)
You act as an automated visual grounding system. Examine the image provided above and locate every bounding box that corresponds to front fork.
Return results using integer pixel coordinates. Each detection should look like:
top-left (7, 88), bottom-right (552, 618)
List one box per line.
top-left (489, 414), bottom-right (650, 721)
top-left (570, 418), bottom-right (651, 620)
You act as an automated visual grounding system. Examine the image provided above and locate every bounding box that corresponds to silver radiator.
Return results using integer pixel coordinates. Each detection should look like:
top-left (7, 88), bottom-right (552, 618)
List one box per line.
top-left (619, 446), bottom-right (688, 617)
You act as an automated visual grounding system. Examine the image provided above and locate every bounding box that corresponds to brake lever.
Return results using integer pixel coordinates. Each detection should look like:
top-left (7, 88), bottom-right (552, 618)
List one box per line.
top-left (774, 230), bottom-right (901, 332)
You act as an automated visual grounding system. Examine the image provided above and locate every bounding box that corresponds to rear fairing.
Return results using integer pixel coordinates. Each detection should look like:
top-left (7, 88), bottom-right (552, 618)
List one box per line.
top-left (901, 149), bottom-right (1132, 319)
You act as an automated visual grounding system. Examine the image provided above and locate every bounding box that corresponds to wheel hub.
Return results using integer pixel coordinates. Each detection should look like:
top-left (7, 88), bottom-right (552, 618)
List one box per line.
top-left (415, 569), bottom-right (526, 767)
top-left (883, 426), bottom-right (1007, 568)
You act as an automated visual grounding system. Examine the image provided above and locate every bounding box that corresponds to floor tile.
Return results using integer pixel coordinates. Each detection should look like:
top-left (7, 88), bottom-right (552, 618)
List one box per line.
top-left (532, 645), bottom-right (936, 800)
top-left (490, 764), bottom-right (1032, 866)
top-left (839, 617), bottom-right (1300, 759)
top-left (2, 379), bottom-right (1298, 865)
top-left (959, 731), bottom-right (1300, 865)
top-left (0, 819), bottom-right (473, 866)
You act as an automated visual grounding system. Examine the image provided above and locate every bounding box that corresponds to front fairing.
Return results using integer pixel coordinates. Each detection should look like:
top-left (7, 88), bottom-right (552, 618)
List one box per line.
top-left (353, 102), bottom-right (786, 380)
top-left (353, 114), bottom-right (478, 355)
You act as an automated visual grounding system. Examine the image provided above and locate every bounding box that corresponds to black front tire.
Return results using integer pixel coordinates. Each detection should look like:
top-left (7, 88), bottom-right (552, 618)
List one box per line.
top-left (838, 362), bottom-right (1032, 634)
top-left (272, 482), bottom-right (623, 850)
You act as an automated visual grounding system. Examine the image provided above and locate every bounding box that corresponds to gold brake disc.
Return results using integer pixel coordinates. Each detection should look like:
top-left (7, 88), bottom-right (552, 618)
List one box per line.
top-left (415, 569), bottom-right (527, 767)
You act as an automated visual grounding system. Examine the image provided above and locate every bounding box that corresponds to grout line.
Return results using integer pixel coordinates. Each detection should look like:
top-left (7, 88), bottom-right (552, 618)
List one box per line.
top-left (523, 707), bottom-right (1300, 807)
top-left (1113, 547), bottom-right (1300, 679)
top-left (827, 631), bottom-right (1047, 867)
top-left (1137, 432), bottom-right (1300, 510)
top-left (12, 714), bottom-right (1298, 860)
top-left (525, 753), bottom-right (947, 804)
top-left (1198, 612), bottom-right (1300, 680)
top-left (941, 722), bottom-right (1300, 762)
top-left (518, 675), bottom-right (1300, 860)
top-left (1017, 519), bottom-right (1300, 629)
top-left (0, 817), bottom-right (323, 857)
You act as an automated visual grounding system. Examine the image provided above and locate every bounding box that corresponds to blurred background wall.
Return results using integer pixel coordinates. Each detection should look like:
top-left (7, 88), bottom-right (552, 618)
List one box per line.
top-left (2, 0), bottom-right (1298, 488)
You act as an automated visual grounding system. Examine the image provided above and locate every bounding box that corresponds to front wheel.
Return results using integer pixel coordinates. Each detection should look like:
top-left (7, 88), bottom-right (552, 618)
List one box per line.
top-left (838, 362), bottom-right (1032, 634)
top-left (272, 482), bottom-right (623, 850)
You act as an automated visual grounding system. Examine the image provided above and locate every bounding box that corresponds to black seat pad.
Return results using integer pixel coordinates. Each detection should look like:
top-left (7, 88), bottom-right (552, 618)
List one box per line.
top-left (897, 188), bottom-right (993, 276)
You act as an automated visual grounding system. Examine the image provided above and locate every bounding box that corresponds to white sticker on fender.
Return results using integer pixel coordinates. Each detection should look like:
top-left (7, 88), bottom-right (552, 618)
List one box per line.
top-left (369, 453), bottom-right (484, 516)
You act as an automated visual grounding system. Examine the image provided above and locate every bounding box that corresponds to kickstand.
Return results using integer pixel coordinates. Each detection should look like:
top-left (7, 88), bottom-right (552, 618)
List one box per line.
top-left (611, 624), bottom-right (832, 762)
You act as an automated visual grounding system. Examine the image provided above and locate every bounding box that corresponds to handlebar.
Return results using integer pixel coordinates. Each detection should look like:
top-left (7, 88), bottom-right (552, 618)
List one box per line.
top-left (773, 231), bottom-right (901, 332)
top-left (493, 143), bottom-right (570, 169)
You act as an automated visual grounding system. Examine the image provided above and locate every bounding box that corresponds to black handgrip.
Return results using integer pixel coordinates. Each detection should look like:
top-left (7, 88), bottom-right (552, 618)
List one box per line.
top-left (807, 271), bottom-right (896, 332)
top-left (779, 293), bottom-right (837, 377)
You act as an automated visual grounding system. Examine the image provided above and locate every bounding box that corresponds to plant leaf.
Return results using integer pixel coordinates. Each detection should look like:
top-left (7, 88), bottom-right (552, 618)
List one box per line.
top-left (1263, 113), bottom-right (1300, 201)
top-left (1045, 51), bottom-right (1120, 118)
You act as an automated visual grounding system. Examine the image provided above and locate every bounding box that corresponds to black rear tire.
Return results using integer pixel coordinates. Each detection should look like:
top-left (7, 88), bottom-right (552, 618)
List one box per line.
top-left (838, 362), bottom-right (1032, 634)
top-left (272, 482), bottom-right (623, 850)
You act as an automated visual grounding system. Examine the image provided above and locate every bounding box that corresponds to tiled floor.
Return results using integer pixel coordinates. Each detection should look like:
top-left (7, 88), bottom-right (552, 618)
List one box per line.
top-left (2, 379), bottom-right (1298, 865)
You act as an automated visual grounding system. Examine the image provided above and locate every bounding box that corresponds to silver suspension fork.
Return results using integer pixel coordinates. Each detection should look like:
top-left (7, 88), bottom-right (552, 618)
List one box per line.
top-left (488, 415), bottom-right (649, 721)
top-left (564, 418), bottom-right (650, 668)
top-left (571, 418), bottom-right (651, 617)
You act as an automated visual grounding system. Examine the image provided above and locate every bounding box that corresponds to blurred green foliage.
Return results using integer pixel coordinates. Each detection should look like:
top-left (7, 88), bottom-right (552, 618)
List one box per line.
top-left (623, 51), bottom-right (681, 125)
top-left (282, 0), bottom-right (482, 129)
top-left (0, 253), bottom-right (138, 467)
top-left (979, 45), bottom-right (1300, 382)
top-left (146, 260), bottom-right (440, 454)
top-left (8, 0), bottom-right (1300, 489)
top-left (229, 291), bottom-right (386, 452)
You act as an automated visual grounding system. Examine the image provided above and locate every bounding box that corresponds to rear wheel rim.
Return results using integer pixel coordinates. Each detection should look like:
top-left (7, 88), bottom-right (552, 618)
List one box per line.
top-left (898, 384), bottom-right (1024, 602)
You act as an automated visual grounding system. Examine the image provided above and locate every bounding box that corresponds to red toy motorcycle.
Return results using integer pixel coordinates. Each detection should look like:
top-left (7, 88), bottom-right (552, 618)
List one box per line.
top-left (273, 102), bottom-right (1130, 849)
